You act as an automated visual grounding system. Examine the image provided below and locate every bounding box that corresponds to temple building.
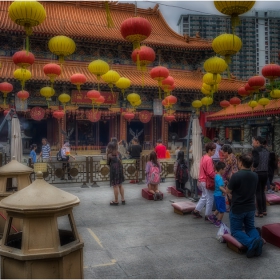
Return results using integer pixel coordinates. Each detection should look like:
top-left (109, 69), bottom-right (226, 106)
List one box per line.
top-left (0, 1), bottom-right (244, 152)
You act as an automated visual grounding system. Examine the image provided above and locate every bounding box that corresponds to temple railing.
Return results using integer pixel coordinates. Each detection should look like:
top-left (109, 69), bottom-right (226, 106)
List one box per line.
top-left (26, 155), bottom-right (176, 186)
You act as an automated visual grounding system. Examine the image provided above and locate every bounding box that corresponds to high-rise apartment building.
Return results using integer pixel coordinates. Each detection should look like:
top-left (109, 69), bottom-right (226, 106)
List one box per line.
top-left (177, 10), bottom-right (280, 80)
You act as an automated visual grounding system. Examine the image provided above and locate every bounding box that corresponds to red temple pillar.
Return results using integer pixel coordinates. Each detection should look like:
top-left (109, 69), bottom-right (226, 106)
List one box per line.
top-left (119, 114), bottom-right (127, 141)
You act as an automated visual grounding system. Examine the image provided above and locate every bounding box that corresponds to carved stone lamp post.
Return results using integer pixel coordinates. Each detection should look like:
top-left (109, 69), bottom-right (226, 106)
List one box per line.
top-left (0, 172), bottom-right (84, 279)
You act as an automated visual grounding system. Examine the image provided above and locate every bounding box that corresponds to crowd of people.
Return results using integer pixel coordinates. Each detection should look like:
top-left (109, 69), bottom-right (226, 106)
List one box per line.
top-left (29, 134), bottom-right (278, 258)
top-left (191, 135), bottom-right (278, 258)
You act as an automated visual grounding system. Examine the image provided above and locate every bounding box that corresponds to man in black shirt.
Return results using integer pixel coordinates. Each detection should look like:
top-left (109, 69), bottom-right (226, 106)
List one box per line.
top-left (252, 136), bottom-right (269, 217)
top-left (227, 153), bottom-right (264, 258)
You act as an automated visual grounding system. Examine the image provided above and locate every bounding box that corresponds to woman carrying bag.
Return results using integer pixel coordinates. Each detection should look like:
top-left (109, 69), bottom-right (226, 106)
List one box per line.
top-left (192, 142), bottom-right (216, 220)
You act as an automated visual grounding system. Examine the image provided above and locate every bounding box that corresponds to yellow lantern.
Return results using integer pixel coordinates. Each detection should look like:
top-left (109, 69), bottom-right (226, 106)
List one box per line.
top-left (8, 0), bottom-right (46, 52)
top-left (258, 97), bottom-right (270, 113)
top-left (270, 89), bottom-right (280, 99)
top-left (214, 1), bottom-right (255, 33)
top-left (101, 70), bottom-right (120, 94)
top-left (203, 73), bottom-right (222, 85)
top-left (192, 100), bottom-right (203, 114)
top-left (204, 57), bottom-right (228, 81)
top-left (40, 86), bottom-right (55, 107)
top-left (58, 93), bottom-right (71, 111)
top-left (48, 36), bottom-right (76, 64)
top-left (201, 87), bottom-right (211, 95)
top-left (13, 69), bottom-right (31, 90)
top-left (115, 77), bottom-right (131, 98)
top-left (201, 96), bottom-right (213, 106)
top-left (131, 99), bottom-right (142, 109)
top-left (127, 93), bottom-right (140, 103)
top-left (212, 33), bottom-right (242, 64)
top-left (88, 59), bottom-right (109, 91)
top-left (248, 100), bottom-right (258, 114)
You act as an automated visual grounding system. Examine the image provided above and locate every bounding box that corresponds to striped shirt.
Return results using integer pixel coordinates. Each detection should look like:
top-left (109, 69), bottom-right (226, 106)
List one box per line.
top-left (41, 144), bottom-right (51, 159)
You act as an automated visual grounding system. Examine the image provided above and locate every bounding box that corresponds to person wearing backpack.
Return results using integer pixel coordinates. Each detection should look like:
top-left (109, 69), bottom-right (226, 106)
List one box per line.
top-left (145, 151), bottom-right (162, 201)
top-left (174, 151), bottom-right (189, 196)
top-left (60, 142), bottom-right (75, 180)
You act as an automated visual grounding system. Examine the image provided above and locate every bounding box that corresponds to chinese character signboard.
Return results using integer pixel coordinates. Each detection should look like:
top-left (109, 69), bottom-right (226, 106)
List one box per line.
top-left (153, 99), bottom-right (163, 116)
top-left (71, 90), bottom-right (117, 105)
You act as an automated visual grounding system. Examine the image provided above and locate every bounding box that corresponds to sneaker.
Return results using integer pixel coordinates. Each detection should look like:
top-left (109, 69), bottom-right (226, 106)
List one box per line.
top-left (255, 238), bottom-right (264, 257)
top-left (191, 211), bottom-right (202, 218)
top-left (214, 220), bottom-right (222, 228)
top-left (267, 189), bottom-right (275, 194)
top-left (153, 193), bottom-right (158, 201)
top-left (208, 215), bottom-right (217, 224)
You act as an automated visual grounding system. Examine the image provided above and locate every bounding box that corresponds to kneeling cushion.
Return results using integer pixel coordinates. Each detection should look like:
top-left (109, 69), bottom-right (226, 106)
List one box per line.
top-left (262, 223), bottom-right (280, 248)
top-left (142, 188), bottom-right (163, 200)
top-left (223, 234), bottom-right (246, 253)
top-left (171, 186), bottom-right (185, 197)
top-left (171, 201), bottom-right (196, 215)
top-left (266, 194), bottom-right (280, 205)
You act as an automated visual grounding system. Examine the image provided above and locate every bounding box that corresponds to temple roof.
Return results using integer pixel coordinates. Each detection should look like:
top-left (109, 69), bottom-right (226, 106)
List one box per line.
top-left (0, 57), bottom-right (245, 93)
top-left (207, 100), bottom-right (280, 121)
top-left (0, 1), bottom-right (212, 51)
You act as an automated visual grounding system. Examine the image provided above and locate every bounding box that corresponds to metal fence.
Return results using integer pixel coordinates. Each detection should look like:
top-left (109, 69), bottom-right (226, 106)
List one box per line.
top-left (25, 155), bottom-right (176, 186)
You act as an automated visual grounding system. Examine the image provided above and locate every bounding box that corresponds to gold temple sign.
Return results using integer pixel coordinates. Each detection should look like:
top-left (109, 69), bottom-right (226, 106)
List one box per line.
top-left (71, 90), bottom-right (117, 105)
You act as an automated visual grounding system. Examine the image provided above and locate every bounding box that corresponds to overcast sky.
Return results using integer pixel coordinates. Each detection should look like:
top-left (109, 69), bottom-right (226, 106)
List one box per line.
top-left (119, 1), bottom-right (280, 33)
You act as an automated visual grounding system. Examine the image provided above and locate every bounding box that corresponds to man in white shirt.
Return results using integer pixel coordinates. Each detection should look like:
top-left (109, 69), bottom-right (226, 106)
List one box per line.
top-left (212, 138), bottom-right (221, 163)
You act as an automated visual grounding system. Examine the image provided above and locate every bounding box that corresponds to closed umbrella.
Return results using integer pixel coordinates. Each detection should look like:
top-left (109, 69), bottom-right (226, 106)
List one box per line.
top-left (190, 118), bottom-right (202, 179)
top-left (11, 116), bottom-right (22, 163)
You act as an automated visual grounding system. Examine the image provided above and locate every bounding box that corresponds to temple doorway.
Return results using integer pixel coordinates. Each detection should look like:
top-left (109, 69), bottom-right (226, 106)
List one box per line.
top-left (126, 120), bottom-right (144, 145)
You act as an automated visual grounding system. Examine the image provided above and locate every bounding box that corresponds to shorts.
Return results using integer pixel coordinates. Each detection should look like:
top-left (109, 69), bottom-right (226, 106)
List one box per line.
top-left (214, 195), bottom-right (226, 213)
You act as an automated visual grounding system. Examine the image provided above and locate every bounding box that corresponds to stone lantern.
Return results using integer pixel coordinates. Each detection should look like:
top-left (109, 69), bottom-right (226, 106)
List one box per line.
top-left (0, 157), bottom-right (33, 236)
top-left (0, 172), bottom-right (84, 279)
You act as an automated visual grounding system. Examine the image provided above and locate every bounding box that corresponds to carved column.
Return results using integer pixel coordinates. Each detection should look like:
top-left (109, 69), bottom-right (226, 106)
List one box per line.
top-left (273, 121), bottom-right (280, 157)
top-left (218, 126), bottom-right (225, 144)
top-left (243, 124), bottom-right (251, 153)
top-left (161, 116), bottom-right (168, 147)
top-left (119, 114), bottom-right (127, 141)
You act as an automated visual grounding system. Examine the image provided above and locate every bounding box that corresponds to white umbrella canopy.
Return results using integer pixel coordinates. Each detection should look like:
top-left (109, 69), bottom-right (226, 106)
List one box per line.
top-left (190, 118), bottom-right (202, 179)
top-left (11, 116), bottom-right (22, 163)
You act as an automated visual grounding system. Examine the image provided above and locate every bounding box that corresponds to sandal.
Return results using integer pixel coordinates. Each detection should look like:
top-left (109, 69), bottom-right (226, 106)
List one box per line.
top-left (255, 213), bottom-right (263, 218)
top-left (263, 212), bottom-right (267, 216)
top-left (121, 200), bottom-right (126, 205)
top-left (110, 201), bottom-right (119, 206)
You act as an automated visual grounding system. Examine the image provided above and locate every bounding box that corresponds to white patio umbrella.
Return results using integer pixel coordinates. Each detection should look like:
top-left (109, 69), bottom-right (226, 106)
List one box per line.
top-left (190, 118), bottom-right (202, 179)
top-left (11, 116), bottom-right (22, 163)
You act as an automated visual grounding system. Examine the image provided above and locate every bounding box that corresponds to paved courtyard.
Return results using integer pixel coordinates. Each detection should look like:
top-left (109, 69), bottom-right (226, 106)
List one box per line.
top-left (59, 180), bottom-right (280, 279)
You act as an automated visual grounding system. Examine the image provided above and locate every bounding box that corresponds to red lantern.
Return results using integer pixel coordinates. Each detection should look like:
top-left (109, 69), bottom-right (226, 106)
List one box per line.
top-left (238, 87), bottom-right (250, 97)
top-left (150, 66), bottom-right (169, 86)
top-left (262, 64), bottom-right (280, 81)
top-left (165, 95), bottom-right (177, 105)
top-left (220, 100), bottom-right (230, 109)
top-left (87, 90), bottom-right (101, 103)
top-left (30, 107), bottom-right (45, 121)
top-left (123, 112), bottom-right (135, 122)
top-left (164, 115), bottom-right (175, 122)
top-left (17, 90), bottom-right (29, 100)
top-left (230, 97), bottom-right (241, 106)
top-left (131, 46), bottom-right (155, 71)
top-left (245, 83), bottom-right (255, 94)
top-left (43, 63), bottom-right (62, 85)
top-left (86, 111), bottom-right (101, 122)
top-left (161, 76), bottom-right (174, 93)
top-left (70, 73), bottom-right (87, 92)
top-left (120, 17), bottom-right (152, 50)
top-left (162, 99), bottom-right (168, 107)
top-left (53, 110), bottom-right (65, 120)
top-left (95, 95), bottom-right (105, 106)
top-left (0, 82), bottom-right (13, 105)
top-left (12, 50), bottom-right (35, 68)
top-left (248, 75), bottom-right (265, 90)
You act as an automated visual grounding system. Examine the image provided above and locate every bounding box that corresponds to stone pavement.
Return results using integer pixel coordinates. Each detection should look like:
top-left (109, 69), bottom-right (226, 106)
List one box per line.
top-left (57, 180), bottom-right (280, 279)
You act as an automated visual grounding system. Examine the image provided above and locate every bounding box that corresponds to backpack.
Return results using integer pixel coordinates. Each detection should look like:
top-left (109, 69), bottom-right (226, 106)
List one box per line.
top-left (148, 162), bottom-right (160, 185)
top-left (57, 150), bottom-right (63, 161)
top-left (176, 162), bottom-right (189, 183)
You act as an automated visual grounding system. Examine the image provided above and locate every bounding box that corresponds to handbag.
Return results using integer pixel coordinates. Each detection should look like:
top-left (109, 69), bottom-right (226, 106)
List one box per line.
top-left (202, 156), bottom-right (215, 191)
